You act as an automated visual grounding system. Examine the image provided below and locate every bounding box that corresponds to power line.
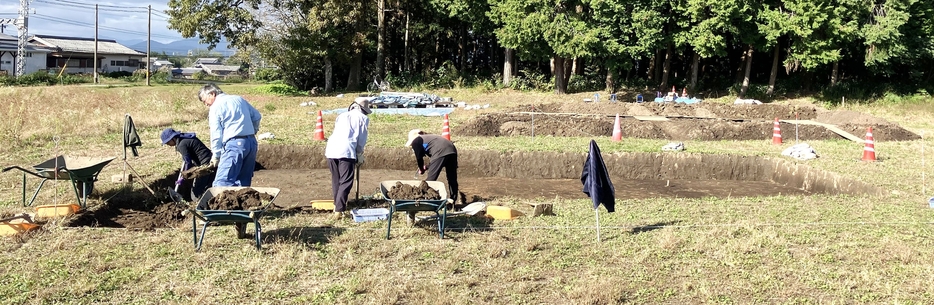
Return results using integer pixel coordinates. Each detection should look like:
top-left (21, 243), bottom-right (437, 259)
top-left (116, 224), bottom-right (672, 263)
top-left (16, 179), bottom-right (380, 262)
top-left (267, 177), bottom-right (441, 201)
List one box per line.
top-left (49, 0), bottom-right (149, 10)
top-left (34, 0), bottom-right (148, 14)
top-left (31, 14), bottom-right (180, 40)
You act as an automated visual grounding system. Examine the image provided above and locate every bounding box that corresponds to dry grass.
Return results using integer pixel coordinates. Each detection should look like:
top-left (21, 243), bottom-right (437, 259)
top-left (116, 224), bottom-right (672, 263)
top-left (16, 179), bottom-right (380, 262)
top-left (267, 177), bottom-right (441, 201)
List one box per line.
top-left (2, 85), bottom-right (934, 304)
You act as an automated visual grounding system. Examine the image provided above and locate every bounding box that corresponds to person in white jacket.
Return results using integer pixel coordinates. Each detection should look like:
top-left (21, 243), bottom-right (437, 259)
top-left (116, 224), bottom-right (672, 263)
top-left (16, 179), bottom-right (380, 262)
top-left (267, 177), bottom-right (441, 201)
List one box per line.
top-left (324, 98), bottom-right (371, 220)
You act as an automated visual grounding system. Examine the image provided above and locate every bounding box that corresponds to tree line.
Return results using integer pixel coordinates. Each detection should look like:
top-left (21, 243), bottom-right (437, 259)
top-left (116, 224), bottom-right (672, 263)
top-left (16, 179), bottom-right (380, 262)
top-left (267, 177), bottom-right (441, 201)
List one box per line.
top-left (166, 0), bottom-right (934, 99)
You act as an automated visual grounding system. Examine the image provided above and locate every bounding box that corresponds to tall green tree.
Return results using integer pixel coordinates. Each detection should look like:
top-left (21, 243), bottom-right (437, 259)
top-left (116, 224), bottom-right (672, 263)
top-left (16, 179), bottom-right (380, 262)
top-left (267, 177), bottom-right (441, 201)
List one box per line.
top-left (490, 0), bottom-right (600, 94)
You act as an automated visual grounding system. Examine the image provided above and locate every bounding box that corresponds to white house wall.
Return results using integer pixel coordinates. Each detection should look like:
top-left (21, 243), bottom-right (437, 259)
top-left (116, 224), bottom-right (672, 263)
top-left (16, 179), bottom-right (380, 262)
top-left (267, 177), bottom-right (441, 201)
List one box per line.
top-left (101, 54), bottom-right (145, 73)
top-left (1, 52), bottom-right (51, 75)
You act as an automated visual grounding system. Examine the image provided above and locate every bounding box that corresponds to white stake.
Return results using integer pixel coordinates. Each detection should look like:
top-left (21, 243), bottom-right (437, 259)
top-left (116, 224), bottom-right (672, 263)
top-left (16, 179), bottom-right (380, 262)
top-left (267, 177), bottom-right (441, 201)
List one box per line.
top-left (595, 208), bottom-right (601, 242)
top-left (795, 112), bottom-right (799, 144)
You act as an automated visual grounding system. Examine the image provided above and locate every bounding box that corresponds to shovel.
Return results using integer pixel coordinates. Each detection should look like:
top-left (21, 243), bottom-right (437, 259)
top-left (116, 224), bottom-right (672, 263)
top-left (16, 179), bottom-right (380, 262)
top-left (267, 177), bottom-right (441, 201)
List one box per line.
top-left (416, 202), bottom-right (487, 221)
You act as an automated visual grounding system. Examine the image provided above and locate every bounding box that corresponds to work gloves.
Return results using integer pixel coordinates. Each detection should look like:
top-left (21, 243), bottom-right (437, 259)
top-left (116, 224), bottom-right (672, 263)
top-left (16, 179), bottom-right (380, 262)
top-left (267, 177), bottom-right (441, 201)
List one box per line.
top-left (210, 157), bottom-right (219, 168)
top-left (356, 154), bottom-right (365, 166)
top-left (175, 178), bottom-right (184, 186)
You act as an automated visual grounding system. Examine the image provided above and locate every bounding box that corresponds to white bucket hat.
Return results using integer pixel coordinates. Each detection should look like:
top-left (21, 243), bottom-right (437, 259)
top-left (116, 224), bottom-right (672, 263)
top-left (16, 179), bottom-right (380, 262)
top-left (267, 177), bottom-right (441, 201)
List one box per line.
top-left (404, 129), bottom-right (423, 147)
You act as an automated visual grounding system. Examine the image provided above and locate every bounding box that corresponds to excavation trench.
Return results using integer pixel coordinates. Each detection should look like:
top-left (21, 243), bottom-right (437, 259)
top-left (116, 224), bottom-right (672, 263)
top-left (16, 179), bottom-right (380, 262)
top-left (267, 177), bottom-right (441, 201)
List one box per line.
top-left (68, 144), bottom-right (880, 229)
top-left (257, 145), bottom-right (883, 209)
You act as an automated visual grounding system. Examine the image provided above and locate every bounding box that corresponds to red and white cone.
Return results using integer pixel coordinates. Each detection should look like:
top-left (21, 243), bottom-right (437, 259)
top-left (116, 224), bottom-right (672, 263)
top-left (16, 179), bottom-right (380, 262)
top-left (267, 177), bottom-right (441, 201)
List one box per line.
top-left (681, 87), bottom-right (687, 97)
top-left (862, 127), bottom-right (876, 162)
top-left (441, 114), bottom-right (451, 141)
top-left (313, 110), bottom-right (325, 141)
top-left (612, 114), bottom-right (622, 142)
top-left (671, 86), bottom-right (676, 93)
top-left (772, 118), bottom-right (782, 145)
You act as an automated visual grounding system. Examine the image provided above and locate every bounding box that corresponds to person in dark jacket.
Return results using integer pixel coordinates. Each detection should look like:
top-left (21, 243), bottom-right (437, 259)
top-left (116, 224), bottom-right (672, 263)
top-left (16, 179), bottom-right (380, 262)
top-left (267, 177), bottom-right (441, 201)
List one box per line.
top-left (405, 129), bottom-right (459, 206)
top-left (161, 128), bottom-right (214, 201)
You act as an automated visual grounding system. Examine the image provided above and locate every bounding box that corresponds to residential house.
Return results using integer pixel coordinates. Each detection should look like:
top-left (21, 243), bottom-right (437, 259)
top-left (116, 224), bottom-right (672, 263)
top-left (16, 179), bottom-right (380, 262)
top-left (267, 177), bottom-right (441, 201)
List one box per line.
top-left (201, 64), bottom-right (241, 77)
top-left (29, 35), bottom-right (146, 74)
top-left (171, 68), bottom-right (202, 79)
top-left (193, 58), bottom-right (219, 67)
top-left (0, 33), bottom-right (52, 75)
top-left (150, 58), bottom-right (174, 71)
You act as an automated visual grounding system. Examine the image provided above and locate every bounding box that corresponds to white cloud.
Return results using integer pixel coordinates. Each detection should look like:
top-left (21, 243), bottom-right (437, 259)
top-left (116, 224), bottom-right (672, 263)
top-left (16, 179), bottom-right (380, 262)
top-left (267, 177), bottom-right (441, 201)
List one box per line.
top-left (0, 0), bottom-right (184, 44)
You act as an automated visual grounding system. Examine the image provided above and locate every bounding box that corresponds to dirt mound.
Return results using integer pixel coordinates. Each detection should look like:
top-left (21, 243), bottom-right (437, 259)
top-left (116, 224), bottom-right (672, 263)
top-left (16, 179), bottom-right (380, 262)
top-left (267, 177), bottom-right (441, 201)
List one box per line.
top-left (461, 110), bottom-right (919, 141)
top-left (815, 110), bottom-right (896, 126)
top-left (69, 201), bottom-right (188, 230)
top-left (182, 165), bottom-right (216, 180)
top-left (505, 102), bottom-right (820, 120)
top-left (387, 181), bottom-right (441, 200)
top-left (207, 188), bottom-right (274, 210)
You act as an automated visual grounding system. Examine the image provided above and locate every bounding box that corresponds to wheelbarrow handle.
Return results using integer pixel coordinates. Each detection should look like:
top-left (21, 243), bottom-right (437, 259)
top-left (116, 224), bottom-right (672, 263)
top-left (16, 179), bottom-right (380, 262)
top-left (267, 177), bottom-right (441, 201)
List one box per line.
top-left (2, 166), bottom-right (48, 179)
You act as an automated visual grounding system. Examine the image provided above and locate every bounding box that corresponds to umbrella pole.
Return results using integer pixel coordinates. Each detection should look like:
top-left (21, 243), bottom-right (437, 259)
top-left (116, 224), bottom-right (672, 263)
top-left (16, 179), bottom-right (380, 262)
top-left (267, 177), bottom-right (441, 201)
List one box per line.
top-left (595, 208), bottom-right (601, 242)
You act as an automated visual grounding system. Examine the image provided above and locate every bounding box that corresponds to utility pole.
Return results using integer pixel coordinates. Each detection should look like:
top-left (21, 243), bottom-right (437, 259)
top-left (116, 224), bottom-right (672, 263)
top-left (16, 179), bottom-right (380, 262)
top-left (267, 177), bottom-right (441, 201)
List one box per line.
top-left (146, 5), bottom-right (151, 86)
top-left (0, 0), bottom-right (30, 77)
top-left (94, 4), bottom-right (99, 84)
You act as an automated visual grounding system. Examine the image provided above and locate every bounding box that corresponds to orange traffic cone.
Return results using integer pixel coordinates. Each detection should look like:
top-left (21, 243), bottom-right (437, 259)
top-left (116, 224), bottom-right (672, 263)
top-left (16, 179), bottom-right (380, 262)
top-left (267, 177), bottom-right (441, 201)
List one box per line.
top-left (862, 127), bottom-right (876, 162)
top-left (671, 86), bottom-right (676, 93)
top-left (772, 118), bottom-right (782, 145)
top-left (681, 87), bottom-right (687, 97)
top-left (441, 114), bottom-right (451, 141)
top-left (612, 114), bottom-right (622, 142)
top-left (313, 110), bottom-right (325, 141)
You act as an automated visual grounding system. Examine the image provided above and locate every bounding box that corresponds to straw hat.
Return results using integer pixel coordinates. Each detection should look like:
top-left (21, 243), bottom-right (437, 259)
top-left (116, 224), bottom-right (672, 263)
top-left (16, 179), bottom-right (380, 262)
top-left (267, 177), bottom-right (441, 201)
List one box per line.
top-left (404, 129), bottom-right (423, 147)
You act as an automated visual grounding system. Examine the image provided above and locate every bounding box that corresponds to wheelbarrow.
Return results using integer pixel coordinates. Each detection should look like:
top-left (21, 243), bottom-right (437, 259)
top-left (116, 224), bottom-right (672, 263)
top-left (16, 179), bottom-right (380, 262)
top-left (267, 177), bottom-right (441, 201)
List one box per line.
top-left (2, 155), bottom-right (115, 209)
top-left (380, 180), bottom-right (449, 240)
top-left (190, 186), bottom-right (280, 251)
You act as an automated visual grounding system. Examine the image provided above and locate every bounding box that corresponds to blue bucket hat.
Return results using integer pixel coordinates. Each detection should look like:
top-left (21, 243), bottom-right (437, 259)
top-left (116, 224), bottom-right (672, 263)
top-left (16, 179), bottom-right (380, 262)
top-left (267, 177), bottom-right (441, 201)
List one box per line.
top-left (160, 128), bottom-right (181, 145)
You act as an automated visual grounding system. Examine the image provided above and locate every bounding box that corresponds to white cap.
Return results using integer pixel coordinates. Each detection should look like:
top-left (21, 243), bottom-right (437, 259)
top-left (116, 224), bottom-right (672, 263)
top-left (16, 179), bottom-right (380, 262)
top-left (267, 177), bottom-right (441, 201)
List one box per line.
top-left (405, 129), bottom-right (423, 147)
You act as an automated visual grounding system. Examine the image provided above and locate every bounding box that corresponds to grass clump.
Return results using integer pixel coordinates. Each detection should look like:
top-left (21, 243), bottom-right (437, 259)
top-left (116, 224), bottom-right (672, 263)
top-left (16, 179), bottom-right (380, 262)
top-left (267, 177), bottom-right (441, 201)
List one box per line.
top-left (249, 81), bottom-right (308, 96)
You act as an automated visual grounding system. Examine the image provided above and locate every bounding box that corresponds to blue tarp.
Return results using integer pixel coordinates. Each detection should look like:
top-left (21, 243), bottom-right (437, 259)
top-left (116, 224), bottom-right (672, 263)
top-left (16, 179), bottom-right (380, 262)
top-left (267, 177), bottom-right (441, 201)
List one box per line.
top-left (321, 107), bottom-right (456, 116)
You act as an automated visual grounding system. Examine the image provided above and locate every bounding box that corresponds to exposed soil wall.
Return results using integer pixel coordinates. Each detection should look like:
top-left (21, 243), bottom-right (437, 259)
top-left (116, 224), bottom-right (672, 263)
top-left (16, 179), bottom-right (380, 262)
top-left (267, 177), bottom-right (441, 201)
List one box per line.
top-left (257, 145), bottom-right (883, 197)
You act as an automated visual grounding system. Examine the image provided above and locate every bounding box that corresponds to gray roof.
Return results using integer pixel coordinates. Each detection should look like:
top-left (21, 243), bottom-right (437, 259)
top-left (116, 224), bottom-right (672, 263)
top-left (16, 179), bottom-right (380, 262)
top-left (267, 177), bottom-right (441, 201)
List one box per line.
top-left (201, 64), bottom-right (240, 73)
top-left (195, 58), bottom-right (219, 64)
top-left (0, 33), bottom-right (53, 53)
top-left (30, 35), bottom-right (145, 56)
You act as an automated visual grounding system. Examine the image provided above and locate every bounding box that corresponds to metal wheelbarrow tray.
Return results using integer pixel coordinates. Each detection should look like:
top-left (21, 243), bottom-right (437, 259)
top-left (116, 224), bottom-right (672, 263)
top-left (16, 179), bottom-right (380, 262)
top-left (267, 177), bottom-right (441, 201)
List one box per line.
top-left (191, 187), bottom-right (280, 251)
top-left (2, 155), bottom-right (115, 209)
top-left (379, 180), bottom-right (449, 239)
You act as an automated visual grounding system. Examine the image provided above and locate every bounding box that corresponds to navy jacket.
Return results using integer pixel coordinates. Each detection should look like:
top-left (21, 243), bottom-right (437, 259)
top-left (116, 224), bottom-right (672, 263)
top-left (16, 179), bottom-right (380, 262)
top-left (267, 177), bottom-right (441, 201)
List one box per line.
top-left (581, 140), bottom-right (615, 212)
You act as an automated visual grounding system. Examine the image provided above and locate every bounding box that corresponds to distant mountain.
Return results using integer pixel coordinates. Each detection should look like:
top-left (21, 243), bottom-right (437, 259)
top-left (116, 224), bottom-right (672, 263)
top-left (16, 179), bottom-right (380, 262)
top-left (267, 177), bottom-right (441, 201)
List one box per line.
top-left (129, 38), bottom-right (235, 56)
top-left (118, 39), bottom-right (145, 47)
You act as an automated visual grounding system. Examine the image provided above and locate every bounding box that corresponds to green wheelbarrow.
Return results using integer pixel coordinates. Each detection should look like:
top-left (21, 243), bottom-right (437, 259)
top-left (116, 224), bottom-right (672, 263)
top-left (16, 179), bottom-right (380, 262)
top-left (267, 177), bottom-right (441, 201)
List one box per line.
top-left (2, 155), bottom-right (115, 209)
top-left (380, 180), bottom-right (449, 240)
top-left (190, 186), bottom-right (281, 251)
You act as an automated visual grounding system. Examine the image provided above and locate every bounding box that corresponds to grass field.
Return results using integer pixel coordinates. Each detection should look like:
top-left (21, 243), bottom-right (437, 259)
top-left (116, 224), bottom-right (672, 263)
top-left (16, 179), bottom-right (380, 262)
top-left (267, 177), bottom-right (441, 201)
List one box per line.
top-left (1, 84), bottom-right (934, 304)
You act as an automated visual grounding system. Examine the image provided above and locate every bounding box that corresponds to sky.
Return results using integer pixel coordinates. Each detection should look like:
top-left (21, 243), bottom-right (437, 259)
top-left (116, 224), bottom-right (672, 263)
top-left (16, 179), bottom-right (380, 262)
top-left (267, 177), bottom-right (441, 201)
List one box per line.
top-left (0, 0), bottom-right (185, 44)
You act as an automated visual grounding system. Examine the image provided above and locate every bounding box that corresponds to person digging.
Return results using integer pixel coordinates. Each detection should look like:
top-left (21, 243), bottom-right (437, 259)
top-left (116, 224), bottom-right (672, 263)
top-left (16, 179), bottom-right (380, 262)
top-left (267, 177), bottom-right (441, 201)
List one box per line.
top-left (324, 98), bottom-right (371, 221)
top-left (161, 128), bottom-right (214, 202)
top-left (404, 129), bottom-right (459, 224)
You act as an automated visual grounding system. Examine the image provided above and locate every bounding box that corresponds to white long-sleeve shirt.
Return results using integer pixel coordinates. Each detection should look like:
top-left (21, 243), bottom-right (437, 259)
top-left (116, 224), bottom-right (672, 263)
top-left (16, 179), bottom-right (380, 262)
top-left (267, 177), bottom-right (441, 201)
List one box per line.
top-left (324, 109), bottom-right (369, 159)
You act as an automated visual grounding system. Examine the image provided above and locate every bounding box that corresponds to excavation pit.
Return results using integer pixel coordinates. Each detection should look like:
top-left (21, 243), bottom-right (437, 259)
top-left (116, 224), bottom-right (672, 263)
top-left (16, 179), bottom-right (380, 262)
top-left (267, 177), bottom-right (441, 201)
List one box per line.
top-left (67, 145), bottom-right (882, 229)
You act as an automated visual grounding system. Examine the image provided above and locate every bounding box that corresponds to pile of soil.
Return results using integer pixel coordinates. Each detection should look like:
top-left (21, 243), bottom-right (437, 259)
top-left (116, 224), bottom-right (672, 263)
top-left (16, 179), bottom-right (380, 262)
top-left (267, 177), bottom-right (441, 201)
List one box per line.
top-left (207, 188), bottom-right (274, 210)
top-left (505, 102), bottom-right (820, 120)
top-left (463, 104), bottom-right (920, 141)
top-left (181, 165), bottom-right (216, 180)
top-left (69, 201), bottom-right (188, 230)
top-left (387, 181), bottom-right (441, 200)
